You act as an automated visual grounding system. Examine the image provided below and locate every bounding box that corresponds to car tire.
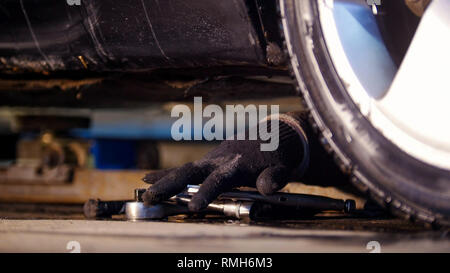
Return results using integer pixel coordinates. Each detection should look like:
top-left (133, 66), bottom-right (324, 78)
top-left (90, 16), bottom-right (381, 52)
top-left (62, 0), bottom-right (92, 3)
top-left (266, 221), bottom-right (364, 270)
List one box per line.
top-left (279, 0), bottom-right (450, 227)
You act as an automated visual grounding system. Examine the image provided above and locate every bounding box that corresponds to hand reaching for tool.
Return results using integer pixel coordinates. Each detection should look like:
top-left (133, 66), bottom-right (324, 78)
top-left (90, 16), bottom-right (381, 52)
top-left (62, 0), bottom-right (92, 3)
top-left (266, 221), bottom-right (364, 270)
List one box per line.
top-left (142, 112), bottom-right (311, 212)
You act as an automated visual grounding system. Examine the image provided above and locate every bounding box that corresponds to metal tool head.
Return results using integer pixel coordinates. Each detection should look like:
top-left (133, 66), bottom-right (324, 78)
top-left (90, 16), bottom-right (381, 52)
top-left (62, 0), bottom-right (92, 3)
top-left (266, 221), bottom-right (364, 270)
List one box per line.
top-left (222, 201), bottom-right (253, 220)
top-left (125, 202), bottom-right (189, 221)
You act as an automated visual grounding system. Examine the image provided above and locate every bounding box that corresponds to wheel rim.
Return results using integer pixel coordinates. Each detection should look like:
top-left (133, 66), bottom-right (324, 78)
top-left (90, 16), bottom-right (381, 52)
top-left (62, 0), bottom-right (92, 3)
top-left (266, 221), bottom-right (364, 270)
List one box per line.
top-left (318, 0), bottom-right (450, 170)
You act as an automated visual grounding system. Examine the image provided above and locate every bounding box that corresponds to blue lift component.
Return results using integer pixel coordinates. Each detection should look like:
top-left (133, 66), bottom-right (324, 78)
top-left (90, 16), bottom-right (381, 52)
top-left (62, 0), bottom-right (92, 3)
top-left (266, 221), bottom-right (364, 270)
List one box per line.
top-left (91, 139), bottom-right (138, 170)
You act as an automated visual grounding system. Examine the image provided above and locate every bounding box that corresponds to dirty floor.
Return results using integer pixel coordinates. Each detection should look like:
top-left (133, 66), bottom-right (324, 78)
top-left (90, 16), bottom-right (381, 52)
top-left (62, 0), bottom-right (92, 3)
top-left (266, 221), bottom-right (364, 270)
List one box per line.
top-left (0, 203), bottom-right (448, 252)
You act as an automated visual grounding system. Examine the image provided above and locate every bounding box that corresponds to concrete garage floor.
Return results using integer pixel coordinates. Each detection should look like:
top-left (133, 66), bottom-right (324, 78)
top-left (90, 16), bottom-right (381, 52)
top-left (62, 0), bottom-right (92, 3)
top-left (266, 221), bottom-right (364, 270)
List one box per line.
top-left (0, 205), bottom-right (449, 252)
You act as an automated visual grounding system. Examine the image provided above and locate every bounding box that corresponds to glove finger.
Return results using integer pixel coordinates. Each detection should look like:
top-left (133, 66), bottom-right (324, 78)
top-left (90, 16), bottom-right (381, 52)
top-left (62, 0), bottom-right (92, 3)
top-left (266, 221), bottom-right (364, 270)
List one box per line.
top-left (256, 165), bottom-right (288, 196)
top-left (142, 162), bottom-right (210, 206)
top-left (189, 160), bottom-right (242, 212)
top-left (142, 168), bottom-right (177, 184)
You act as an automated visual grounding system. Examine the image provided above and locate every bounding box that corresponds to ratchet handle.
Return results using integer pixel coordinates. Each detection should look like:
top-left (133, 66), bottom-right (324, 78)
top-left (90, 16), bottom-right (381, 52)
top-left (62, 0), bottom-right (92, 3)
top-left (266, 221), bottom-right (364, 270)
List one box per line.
top-left (219, 191), bottom-right (356, 213)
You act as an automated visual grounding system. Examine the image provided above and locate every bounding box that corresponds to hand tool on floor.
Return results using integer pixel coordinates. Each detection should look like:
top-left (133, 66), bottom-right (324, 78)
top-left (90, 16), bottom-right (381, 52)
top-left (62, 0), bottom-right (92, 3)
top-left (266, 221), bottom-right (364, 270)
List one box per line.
top-left (83, 198), bottom-right (192, 220)
top-left (84, 186), bottom-right (356, 220)
top-left (182, 185), bottom-right (356, 213)
top-left (83, 188), bottom-right (255, 220)
top-left (174, 195), bottom-right (254, 220)
top-left (83, 188), bottom-right (187, 220)
top-left (84, 195), bottom-right (256, 221)
top-left (131, 189), bottom-right (256, 220)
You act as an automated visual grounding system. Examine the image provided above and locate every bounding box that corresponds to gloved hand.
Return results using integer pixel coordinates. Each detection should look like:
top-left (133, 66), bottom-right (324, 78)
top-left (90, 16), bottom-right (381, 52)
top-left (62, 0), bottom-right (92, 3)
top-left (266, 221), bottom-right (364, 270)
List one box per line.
top-left (142, 112), bottom-right (310, 212)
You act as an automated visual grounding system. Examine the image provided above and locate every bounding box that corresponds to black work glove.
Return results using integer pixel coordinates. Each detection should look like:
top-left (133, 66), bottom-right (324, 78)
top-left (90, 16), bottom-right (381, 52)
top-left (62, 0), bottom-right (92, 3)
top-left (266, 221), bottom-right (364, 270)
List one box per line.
top-left (142, 112), bottom-right (310, 212)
